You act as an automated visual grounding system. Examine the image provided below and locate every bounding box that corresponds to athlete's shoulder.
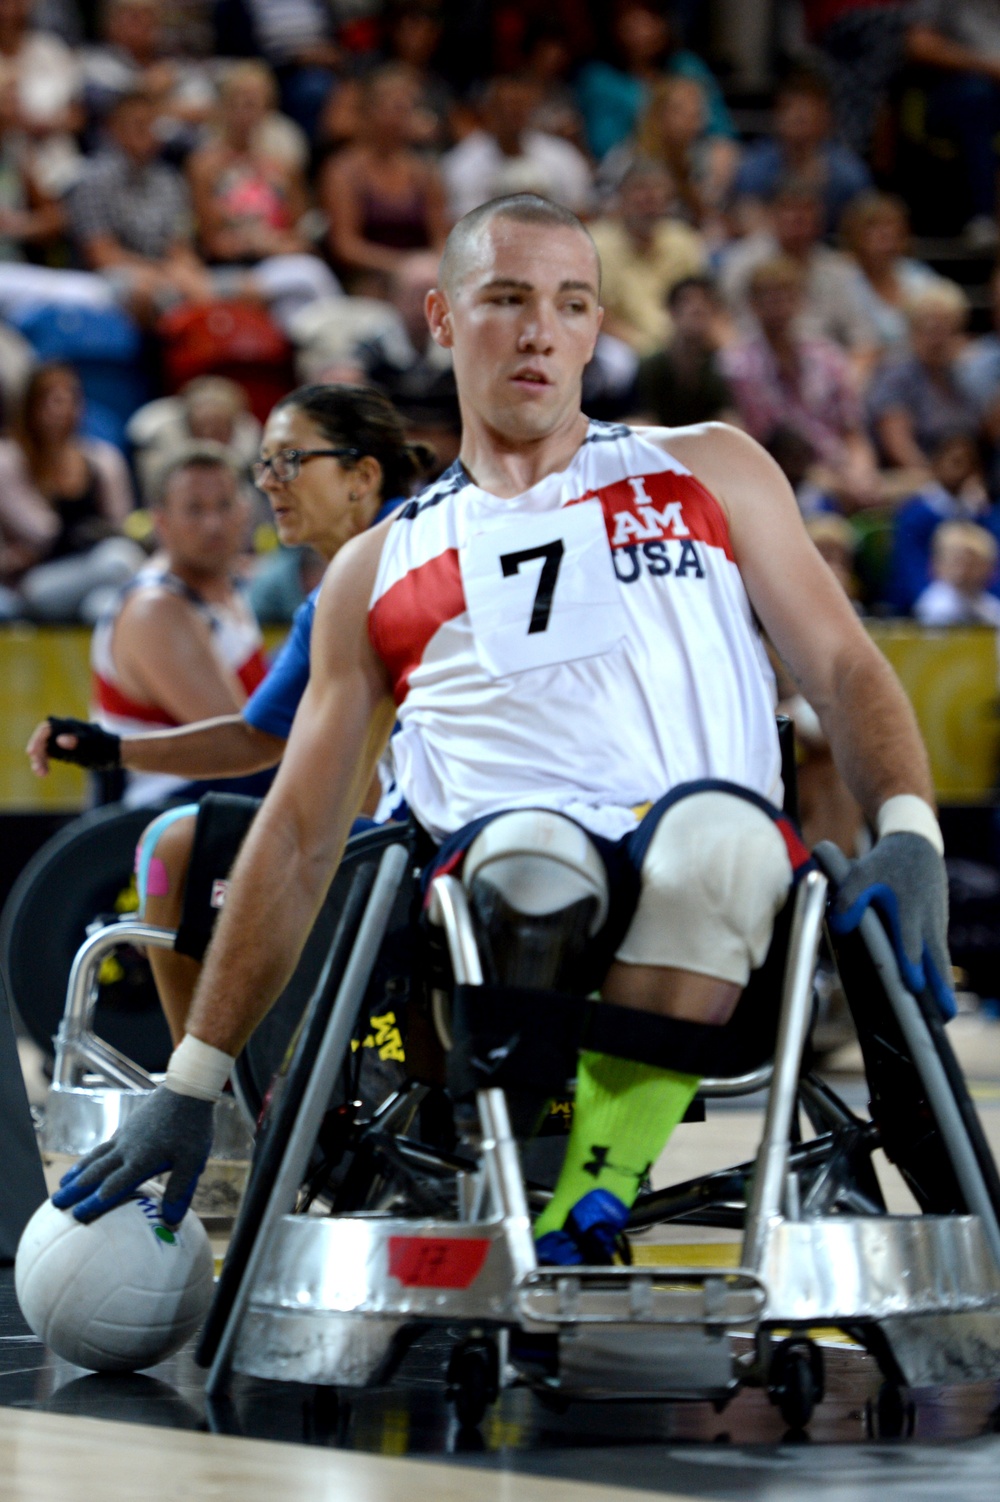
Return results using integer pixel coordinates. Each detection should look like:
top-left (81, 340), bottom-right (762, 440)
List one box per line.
top-left (640, 422), bottom-right (788, 521)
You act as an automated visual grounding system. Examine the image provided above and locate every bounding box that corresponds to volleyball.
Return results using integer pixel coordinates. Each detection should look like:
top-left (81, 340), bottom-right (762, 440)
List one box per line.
top-left (14, 1194), bottom-right (214, 1373)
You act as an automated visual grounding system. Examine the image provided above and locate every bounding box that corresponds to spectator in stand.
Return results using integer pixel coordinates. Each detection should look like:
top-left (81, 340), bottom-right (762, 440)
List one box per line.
top-left (632, 274), bottom-right (737, 427)
top-left (914, 519), bottom-right (1000, 625)
top-left (321, 64), bottom-right (448, 284)
top-left (187, 62), bottom-right (339, 323)
top-left (720, 256), bottom-right (882, 509)
top-left (69, 89), bottom-right (211, 321)
top-left (382, 1), bottom-right (453, 153)
top-left (0, 75), bottom-right (63, 260)
top-left (127, 375), bottom-right (262, 502)
top-left (720, 182), bottom-right (877, 358)
top-left (958, 265), bottom-right (1000, 490)
top-left (0, 362), bottom-right (141, 621)
top-left (906, 2), bottom-right (1000, 244)
top-left (79, 0), bottom-right (215, 155)
top-left (729, 69), bottom-right (871, 238)
top-left (219, 0), bottom-right (343, 142)
top-left (440, 73), bottom-right (593, 222)
top-left (867, 282), bottom-right (980, 470)
top-left (588, 160), bottom-right (706, 356)
top-left (888, 428), bottom-right (1000, 613)
top-left (576, 0), bottom-right (734, 162)
top-left (803, 0), bottom-right (909, 158)
top-left (0, 0), bottom-right (82, 196)
top-left (840, 191), bottom-right (945, 360)
top-left (521, 20), bottom-right (586, 154)
top-left (599, 75), bottom-right (739, 237)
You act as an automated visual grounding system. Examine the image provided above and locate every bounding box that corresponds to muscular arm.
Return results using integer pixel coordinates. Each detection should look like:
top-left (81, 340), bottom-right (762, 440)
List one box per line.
top-left (27, 712), bottom-right (285, 778)
top-left (660, 423), bottom-right (934, 817)
top-left (906, 23), bottom-right (1000, 79)
top-left (184, 529), bottom-right (395, 1055)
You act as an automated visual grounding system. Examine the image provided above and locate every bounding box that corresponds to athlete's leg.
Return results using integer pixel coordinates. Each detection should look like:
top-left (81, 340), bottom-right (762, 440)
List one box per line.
top-left (137, 812), bottom-right (202, 1047)
top-left (535, 787), bottom-right (802, 1260)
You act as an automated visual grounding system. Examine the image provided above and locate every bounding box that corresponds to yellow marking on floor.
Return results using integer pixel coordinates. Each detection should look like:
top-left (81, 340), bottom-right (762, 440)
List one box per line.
top-left (632, 1243), bottom-right (741, 1269)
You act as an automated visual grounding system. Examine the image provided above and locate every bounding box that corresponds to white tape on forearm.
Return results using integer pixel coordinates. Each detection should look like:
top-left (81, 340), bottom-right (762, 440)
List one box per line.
top-left (165, 1034), bottom-right (235, 1101)
top-left (876, 794), bottom-right (944, 856)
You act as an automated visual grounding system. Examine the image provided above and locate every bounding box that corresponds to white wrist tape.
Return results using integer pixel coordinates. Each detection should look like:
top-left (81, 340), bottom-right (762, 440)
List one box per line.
top-left (876, 794), bottom-right (944, 856)
top-left (164, 1034), bottom-right (235, 1102)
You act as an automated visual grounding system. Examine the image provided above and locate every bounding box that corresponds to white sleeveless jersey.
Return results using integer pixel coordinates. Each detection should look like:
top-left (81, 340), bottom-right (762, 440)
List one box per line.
top-left (91, 559), bottom-right (267, 807)
top-left (368, 421), bottom-right (781, 843)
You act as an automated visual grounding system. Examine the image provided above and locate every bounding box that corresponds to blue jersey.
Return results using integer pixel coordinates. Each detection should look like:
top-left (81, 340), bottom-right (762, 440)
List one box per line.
top-left (242, 498), bottom-right (403, 740)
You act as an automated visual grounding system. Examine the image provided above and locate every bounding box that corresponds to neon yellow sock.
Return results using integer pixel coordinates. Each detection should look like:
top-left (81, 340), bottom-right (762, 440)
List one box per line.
top-left (533, 1051), bottom-right (701, 1237)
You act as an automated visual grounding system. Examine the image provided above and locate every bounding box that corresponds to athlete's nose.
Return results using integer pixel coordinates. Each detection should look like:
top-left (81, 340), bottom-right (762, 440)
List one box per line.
top-left (517, 304), bottom-right (556, 354)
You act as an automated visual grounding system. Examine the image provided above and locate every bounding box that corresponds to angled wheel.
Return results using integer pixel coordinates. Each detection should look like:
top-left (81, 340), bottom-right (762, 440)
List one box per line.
top-left (447, 1337), bottom-right (499, 1430)
top-left (768, 1337), bottom-right (823, 1431)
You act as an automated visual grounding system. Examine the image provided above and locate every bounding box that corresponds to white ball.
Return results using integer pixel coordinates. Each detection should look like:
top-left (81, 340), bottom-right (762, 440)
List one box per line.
top-left (15, 1194), bottom-right (214, 1373)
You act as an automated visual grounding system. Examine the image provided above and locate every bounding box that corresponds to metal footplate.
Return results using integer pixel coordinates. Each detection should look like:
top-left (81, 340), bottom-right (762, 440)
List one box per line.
top-left (517, 1264), bottom-right (766, 1328)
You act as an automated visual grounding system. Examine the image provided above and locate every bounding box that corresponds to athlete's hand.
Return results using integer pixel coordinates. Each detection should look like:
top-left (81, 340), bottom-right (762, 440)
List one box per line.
top-left (52, 1086), bottom-right (214, 1225)
top-left (28, 716), bottom-right (121, 774)
top-left (823, 833), bottom-right (955, 1019)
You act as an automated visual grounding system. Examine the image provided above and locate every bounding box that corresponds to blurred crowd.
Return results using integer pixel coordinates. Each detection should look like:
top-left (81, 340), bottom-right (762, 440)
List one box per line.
top-left (4, 0), bottom-right (1000, 629)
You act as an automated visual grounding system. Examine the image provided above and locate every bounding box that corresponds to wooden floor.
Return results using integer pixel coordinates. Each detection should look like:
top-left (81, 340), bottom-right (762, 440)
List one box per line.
top-left (0, 1407), bottom-right (675, 1502)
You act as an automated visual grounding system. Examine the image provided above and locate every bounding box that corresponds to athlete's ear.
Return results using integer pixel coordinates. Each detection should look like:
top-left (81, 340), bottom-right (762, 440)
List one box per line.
top-left (426, 287), bottom-right (453, 349)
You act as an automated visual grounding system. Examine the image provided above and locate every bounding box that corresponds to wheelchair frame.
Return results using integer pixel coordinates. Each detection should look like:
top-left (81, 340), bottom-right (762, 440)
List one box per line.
top-left (192, 830), bottom-right (1000, 1429)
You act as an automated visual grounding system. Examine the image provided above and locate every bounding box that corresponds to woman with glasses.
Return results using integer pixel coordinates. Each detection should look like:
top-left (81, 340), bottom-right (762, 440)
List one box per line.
top-left (26, 383), bottom-right (433, 1041)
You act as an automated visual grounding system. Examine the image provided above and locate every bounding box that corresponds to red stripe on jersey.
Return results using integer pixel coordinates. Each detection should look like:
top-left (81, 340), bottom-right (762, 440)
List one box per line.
top-left (369, 547), bottom-right (467, 705)
top-left (572, 469), bottom-right (735, 561)
top-left (238, 646), bottom-right (268, 695)
top-left (91, 672), bottom-right (180, 727)
top-left (776, 815), bottom-right (813, 873)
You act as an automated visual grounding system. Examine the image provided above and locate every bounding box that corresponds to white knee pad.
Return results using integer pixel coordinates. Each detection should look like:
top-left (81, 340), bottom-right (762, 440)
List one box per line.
top-left (463, 809), bottom-right (609, 934)
top-left (616, 792), bottom-right (793, 984)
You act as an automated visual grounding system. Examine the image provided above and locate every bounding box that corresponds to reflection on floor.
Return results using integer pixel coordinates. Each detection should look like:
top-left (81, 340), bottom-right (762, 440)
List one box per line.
top-left (3, 1268), bottom-right (1000, 1500)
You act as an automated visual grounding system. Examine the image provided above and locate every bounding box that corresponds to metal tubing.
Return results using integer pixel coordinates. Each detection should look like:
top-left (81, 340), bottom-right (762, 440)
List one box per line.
top-left (427, 876), bottom-right (484, 985)
top-left (699, 1065), bottom-right (774, 1098)
top-left (742, 870), bottom-right (828, 1270)
top-left (477, 1088), bottom-right (537, 1281)
top-left (206, 841), bottom-right (409, 1398)
top-left (54, 919), bottom-right (177, 1088)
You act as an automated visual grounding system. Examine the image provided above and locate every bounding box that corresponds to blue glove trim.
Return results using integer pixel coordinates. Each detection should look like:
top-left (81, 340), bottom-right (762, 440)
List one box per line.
top-left (70, 1182), bottom-right (144, 1224)
top-left (829, 881), bottom-right (957, 1021)
top-left (161, 1150), bottom-right (209, 1226)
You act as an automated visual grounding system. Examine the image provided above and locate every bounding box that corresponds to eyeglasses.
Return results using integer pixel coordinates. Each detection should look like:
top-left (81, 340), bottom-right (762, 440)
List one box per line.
top-left (252, 447), bottom-right (360, 485)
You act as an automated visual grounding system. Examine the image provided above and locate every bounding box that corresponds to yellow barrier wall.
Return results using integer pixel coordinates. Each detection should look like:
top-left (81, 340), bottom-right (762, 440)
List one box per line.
top-left (0, 622), bottom-right (998, 811)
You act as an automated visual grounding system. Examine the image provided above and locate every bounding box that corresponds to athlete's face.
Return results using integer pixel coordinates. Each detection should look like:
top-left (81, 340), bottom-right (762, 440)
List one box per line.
top-left (156, 465), bottom-right (248, 578)
top-left (257, 405), bottom-right (381, 561)
top-left (427, 220), bottom-right (603, 444)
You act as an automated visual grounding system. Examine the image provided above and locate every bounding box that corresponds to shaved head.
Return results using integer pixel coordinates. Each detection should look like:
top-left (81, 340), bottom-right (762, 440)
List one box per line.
top-left (440, 194), bottom-right (601, 295)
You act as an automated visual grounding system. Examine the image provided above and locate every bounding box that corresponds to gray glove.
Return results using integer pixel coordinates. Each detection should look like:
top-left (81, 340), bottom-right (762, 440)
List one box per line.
top-left (52, 1086), bottom-right (215, 1225)
top-left (822, 832), bottom-right (955, 1019)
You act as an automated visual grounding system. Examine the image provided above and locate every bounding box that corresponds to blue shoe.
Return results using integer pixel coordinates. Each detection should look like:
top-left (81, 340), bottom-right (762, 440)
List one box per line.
top-left (535, 1189), bottom-right (631, 1267)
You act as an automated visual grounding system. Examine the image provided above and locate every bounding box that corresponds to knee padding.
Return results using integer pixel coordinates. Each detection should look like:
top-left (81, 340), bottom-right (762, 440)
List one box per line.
top-left (617, 792), bottom-right (793, 985)
top-left (463, 810), bottom-right (609, 991)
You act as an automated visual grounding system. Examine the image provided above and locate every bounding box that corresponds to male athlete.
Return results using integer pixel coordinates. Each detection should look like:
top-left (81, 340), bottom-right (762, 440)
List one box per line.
top-left (55, 197), bottom-right (950, 1264)
top-left (86, 445), bottom-right (265, 807)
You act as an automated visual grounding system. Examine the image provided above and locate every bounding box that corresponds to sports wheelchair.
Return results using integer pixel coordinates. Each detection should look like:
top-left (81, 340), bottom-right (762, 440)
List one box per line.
top-left (190, 815), bottom-right (1000, 1433)
top-left (7, 774), bottom-right (1000, 1432)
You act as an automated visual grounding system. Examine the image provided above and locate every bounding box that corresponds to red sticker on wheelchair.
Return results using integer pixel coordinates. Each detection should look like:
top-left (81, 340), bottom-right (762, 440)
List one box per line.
top-left (387, 1236), bottom-right (491, 1288)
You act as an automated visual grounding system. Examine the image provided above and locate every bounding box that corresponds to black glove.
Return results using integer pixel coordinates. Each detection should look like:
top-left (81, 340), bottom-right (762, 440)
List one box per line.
top-left (51, 1086), bottom-right (214, 1225)
top-left (46, 716), bottom-right (121, 771)
top-left (823, 832), bottom-right (955, 1019)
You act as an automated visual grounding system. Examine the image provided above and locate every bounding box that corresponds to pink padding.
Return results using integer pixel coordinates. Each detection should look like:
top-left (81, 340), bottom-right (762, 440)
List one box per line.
top-left (144, 856), bottom-right (171, 897)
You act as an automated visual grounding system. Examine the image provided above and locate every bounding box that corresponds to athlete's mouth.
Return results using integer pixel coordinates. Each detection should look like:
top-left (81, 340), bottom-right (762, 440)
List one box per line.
top-left (510, 367), bottom-right (551, 386)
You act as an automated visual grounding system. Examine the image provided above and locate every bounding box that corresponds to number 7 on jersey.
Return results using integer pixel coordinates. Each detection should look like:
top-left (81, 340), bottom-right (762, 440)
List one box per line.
top-left (461, 501), bottom-right (627, 678)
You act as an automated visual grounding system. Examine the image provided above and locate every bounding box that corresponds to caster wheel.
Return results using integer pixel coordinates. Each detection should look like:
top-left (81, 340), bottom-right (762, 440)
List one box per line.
top-left (447, 1338), bottom-right (499, 1429)
top-left (768, 1338), bottom-right (824, 1431)
top-left (867, 1381), bottom-right (915, 1439)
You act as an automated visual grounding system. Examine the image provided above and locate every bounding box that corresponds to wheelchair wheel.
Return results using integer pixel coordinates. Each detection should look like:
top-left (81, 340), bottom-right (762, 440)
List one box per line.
top-left (768, 1337), bottom-right (823, 1432)
top-left (0, 803), bottom-right (174, 1073)
top-left (447, 1337), bottom-right (500, 1430)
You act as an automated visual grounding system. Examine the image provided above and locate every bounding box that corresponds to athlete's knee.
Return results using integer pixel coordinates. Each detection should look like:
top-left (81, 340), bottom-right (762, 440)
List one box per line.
top-left (135, 808), bottom-right (198, 917)
top-left (462, 809), bottom-right (608, 989)
top-left (617, 791), bottom-right (793, 985)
